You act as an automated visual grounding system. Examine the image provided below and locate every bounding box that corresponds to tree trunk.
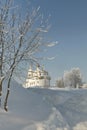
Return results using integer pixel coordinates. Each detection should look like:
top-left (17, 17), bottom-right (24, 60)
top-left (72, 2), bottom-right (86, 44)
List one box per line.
top-left (0, 81), bottom-right (2, 96)
top-left (4, 89), bottom-right (9, 112)
top-left (4, 69), bottom-right (13, 111)
top-left (0, 81), bottom-right (2, 107)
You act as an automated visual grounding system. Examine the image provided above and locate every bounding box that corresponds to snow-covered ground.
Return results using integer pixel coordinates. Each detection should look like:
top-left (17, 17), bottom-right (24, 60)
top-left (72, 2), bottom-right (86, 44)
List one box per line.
top-left (0, 80), bottom-right (87, 130)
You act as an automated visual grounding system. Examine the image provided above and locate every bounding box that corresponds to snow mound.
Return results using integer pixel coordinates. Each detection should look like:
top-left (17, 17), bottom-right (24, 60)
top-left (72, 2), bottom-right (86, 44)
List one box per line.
top-left (0, 80), bottom-right (87, 130)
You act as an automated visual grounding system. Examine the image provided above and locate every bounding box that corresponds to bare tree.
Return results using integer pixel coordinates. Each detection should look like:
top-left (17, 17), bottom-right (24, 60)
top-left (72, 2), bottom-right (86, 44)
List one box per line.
top-left (63, 68), bottom-right (82, 88)
top-left (56, 77), bottom-right (64, 88)
top-left (0, 0), bottom-right (55, 110)
top-left (56, 68), bottom-right (83, 89)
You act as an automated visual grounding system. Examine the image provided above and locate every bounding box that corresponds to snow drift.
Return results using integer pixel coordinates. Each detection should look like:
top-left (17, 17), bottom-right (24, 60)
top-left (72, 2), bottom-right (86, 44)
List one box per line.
top-left (0, 80), bottom-right (87, 130)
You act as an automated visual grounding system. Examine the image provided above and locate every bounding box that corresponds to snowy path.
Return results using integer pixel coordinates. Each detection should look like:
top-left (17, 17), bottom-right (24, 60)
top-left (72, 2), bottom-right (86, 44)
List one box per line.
top-left (0, 81), bottom-right (87, 130)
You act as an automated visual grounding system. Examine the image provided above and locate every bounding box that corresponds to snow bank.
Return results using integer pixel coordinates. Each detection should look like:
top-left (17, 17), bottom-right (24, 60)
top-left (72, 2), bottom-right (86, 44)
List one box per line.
top-left (0, 80), bottom-right (87, 130)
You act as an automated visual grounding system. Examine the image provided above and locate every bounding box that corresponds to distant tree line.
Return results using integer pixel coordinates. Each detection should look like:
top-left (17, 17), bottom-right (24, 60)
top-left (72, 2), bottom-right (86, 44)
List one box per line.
top-left (56, 68), bottom-right (83, 88)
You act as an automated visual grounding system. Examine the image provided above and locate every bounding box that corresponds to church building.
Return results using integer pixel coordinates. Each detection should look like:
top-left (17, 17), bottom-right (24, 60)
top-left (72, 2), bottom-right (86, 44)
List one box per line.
top-left (24, 65), bottom-right (51, 88)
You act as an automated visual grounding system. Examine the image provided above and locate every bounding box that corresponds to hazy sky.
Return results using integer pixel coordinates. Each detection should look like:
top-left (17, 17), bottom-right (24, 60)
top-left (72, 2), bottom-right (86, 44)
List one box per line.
top-left (16, 0), bottom-right (87, 85)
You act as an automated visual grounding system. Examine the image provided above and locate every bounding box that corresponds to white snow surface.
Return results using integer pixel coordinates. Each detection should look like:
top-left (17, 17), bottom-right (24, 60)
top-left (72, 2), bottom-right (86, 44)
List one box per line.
top-left (0, 80), bottom-right (87, 130)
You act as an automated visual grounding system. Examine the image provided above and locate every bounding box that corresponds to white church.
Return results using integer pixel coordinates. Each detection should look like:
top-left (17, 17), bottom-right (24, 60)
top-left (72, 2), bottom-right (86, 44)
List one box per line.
top-left (24, 64), bottom-right (51, 88)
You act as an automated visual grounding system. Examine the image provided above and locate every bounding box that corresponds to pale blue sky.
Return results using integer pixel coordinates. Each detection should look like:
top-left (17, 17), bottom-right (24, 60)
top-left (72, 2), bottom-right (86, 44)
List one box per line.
top-left (16, 0), bottom-right (87, 85)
